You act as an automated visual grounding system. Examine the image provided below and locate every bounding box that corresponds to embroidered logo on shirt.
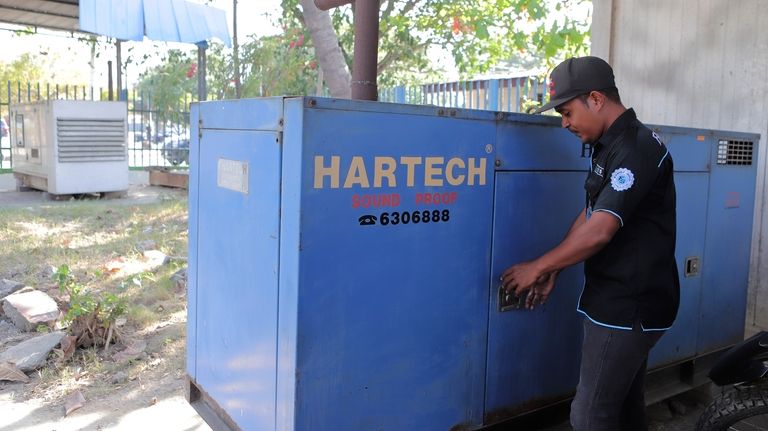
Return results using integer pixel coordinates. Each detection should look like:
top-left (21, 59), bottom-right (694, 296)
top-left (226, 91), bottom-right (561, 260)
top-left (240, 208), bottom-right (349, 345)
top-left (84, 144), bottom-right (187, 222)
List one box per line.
top-left (610, 168), bottom-right (635, 191)
top-left (594, 164), bottom-right (604, 177)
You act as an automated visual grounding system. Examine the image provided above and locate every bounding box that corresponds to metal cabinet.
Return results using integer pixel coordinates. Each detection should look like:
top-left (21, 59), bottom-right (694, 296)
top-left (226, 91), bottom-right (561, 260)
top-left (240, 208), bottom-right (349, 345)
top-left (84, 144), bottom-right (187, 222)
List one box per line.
top-left (187, 97), bottom-right (759, 431)
top-left (485, 172), bottom-right (585, 422)
top-left (11, 100), bottom-right (128, 194)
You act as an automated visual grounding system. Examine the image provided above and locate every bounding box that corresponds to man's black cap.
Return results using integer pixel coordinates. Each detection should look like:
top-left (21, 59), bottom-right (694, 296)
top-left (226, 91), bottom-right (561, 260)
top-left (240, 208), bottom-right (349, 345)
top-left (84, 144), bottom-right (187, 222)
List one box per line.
top-left (534, 56), bottom-right (616, 114)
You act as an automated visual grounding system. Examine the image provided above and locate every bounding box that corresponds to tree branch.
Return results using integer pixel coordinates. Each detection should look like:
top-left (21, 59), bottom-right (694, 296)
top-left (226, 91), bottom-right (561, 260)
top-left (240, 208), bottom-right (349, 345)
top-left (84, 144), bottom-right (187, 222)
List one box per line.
top-left (399, 0), bottom-right (418, 16)
top-left (377, 40), bottom-right (430, 75)
top-left (340, 43), bottom-right (353, 71)
top-left (291, 6), bottom-right (306, 26)
top-left (376, 50), bottom-right (399, 75)
top-left (382, 0), bottom-right (395, 21)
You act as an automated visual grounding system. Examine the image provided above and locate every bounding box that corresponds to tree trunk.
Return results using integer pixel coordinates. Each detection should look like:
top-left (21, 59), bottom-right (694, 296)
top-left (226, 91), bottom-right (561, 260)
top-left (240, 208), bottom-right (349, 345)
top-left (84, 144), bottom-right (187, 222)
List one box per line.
top-left (316, 66), bottom-right (325, 96)
top-left (299, 0), bottom-right (351, 98)
top-left (88, 37), bottom-right (97, 91)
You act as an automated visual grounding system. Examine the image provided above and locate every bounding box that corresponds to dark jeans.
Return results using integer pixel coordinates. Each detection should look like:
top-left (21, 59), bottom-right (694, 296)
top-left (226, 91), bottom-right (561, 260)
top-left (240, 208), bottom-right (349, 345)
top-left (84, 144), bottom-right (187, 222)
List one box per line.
top-left (570, 319), bottom-right (664, 431)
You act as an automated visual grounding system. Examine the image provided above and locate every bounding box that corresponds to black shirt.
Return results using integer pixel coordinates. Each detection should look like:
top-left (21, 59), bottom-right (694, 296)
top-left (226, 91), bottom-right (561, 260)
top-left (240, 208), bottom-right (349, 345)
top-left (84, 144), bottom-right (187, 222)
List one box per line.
top-left (579, 108), bottom-right (680, 331)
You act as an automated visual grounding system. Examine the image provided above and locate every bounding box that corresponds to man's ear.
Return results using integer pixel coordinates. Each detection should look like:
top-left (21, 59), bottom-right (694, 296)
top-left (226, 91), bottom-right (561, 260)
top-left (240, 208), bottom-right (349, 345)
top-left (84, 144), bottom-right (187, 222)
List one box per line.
top-left (587, 91), bottom-right (606, 111)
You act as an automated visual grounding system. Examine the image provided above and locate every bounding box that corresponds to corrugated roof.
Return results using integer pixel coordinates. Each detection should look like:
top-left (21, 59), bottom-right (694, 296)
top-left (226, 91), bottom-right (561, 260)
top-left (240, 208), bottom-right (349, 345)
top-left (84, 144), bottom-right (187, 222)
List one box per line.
top-left (0, 0), bottom-right (79, 32)
top-left (0, 0), bottom-right (231, 46)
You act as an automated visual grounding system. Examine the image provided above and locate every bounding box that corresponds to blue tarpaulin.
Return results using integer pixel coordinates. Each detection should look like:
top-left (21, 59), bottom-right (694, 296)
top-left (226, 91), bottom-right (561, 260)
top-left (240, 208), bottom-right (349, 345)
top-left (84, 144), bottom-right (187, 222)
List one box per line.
top-left (79, 0), bottom-right (231, 47)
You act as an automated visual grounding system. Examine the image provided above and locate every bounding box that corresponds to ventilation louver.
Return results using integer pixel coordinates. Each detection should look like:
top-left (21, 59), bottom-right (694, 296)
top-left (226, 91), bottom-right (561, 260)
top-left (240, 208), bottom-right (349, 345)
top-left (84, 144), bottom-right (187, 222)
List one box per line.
top-left (57, 118), bottom-right (126, 163)
top-left (717, 139), bottom-right (753, 166)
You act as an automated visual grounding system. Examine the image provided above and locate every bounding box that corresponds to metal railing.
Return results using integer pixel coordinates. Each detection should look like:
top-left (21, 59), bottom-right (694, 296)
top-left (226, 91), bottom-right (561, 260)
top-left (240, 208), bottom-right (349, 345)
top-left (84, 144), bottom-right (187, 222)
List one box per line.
top-left (379, 76), bottom-right (549, 113)
top-left (0, 81), bottom-right (193, 173)
top-left (0, 76), bottom-right (549, 172)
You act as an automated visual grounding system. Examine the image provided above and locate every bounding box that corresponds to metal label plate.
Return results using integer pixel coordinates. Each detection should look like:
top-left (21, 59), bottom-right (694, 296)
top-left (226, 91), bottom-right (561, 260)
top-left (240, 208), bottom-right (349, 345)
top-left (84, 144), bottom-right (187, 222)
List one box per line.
top-left (217, 158), bottom-right (249, 194)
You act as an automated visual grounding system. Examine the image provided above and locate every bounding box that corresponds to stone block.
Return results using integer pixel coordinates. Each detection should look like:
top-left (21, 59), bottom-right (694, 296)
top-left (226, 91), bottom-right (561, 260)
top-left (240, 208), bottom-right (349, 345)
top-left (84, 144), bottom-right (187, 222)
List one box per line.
top-left (0, 279), bottom-right (24, 301)
top-left (2, 290), bottom-right (61, 332)
top-left (0, 331), bottom-right (65, 372)
top-left (143, 250), bottom-right (170, 267)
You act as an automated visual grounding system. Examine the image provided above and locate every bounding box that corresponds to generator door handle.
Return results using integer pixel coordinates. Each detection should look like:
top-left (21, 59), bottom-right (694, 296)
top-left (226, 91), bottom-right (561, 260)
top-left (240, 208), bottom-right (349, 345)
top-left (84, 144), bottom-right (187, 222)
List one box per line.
top-left (498, 284), bottom-right (528, 312)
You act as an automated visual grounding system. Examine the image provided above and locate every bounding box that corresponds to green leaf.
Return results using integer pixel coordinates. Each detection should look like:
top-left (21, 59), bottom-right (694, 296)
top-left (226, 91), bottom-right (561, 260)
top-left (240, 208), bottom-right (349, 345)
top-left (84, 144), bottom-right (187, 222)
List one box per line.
top-left (476, 21), bottom-right (490, 39)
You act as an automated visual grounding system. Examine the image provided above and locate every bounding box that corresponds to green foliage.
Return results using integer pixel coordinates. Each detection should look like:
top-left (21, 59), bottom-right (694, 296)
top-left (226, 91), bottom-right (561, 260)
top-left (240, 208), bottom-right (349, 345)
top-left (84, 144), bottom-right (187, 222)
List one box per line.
top-left (136, 0), bottom-right (589, 103)
top-left (206, 43), bottom-right (237, 100)
top-left (282, 0), bottom-right (591, 86)
top-left (119, 271), bottom-right (155, 290)
top-left (238, 31), bottom-right (319, 97)
top-left (521, 96), bottom-right (542, 114)
top-left (53, 264), bottom-right (126, 328)
top-left (138, 30), bottom-right (320, 105)
top-left (0, 54), bottom-right (46, 85)
top-left (100, 292), bottom-right (127, 325)
top-left (136, 50), bottom-right (197, 124)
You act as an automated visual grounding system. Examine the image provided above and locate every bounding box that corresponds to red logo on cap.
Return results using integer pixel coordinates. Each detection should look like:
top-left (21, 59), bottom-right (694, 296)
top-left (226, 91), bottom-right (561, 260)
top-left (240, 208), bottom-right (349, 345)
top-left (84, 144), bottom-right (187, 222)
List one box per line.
top-left (548, 80), bottom-right (556, 97)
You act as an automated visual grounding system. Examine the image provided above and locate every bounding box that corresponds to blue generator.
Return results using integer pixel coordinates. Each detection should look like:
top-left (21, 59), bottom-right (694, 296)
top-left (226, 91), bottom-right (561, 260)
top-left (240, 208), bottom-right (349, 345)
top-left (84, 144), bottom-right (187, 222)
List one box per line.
top-left (186, 97), bottom-right (758, 430)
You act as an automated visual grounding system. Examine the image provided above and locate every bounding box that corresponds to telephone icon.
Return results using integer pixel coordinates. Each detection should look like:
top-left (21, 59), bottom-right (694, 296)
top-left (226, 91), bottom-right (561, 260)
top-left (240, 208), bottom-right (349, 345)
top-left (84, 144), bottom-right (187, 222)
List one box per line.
top-left (358, 215), bottom-right (377, 226)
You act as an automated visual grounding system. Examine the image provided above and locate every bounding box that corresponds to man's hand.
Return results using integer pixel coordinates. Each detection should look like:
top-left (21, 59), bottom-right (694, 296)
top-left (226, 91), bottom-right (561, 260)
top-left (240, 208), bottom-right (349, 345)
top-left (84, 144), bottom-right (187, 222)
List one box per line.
top-left (525, 271), bottom-right (558, 309)
top-left (501, 261), bottom-right (545, 296)
top-left (501, 261), bottom-right (558, 310)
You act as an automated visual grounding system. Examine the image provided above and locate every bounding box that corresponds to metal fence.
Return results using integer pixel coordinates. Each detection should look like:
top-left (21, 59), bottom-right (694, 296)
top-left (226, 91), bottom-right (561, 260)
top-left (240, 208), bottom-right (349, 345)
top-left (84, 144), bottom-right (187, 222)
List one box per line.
top-left (0, 76), bottom-right (547, 173)
top-left (0, 81), bottom-right (194, 173)
top-left (379, 76), bottom-right (549, 113)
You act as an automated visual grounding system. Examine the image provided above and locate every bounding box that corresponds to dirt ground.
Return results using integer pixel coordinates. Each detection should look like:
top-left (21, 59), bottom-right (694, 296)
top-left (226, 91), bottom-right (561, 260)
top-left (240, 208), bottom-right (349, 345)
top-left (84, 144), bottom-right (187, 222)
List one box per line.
top-left (0, 185), bottom-right (182, 208)
top-left (0, 185), bottom-right (717, 431)
top-left (0, 323), bottom-right (211, 431)
top-left (0, 185), bottom-right (211, 431)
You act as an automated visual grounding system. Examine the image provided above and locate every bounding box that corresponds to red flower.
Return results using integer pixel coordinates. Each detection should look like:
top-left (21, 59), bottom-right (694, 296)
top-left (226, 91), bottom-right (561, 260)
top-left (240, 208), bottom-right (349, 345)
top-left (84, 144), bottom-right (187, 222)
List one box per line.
top-left (452, 16), bottom-right (461, 35)
top-left (186, 63), bottom-right (197, 78)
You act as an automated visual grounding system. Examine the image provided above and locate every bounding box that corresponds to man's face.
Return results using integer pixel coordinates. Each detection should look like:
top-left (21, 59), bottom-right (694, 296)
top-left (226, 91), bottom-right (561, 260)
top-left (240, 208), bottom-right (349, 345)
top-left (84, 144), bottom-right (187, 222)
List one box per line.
top-left (555, 95), bottom-right (602, 143)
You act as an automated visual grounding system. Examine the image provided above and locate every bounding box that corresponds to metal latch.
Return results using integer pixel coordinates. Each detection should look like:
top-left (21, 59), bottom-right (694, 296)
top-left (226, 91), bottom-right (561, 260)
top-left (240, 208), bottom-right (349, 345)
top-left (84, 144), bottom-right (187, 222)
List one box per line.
top-left (684, 256), bottom-right (701, 277)
top-left (498, 284), bottom-right (529, 312)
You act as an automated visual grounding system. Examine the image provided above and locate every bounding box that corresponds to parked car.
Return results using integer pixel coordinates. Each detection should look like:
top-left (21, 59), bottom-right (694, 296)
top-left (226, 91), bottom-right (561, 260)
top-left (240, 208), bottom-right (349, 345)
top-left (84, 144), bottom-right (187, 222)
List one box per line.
top-left (161, 132), bottom-right (189, 166)
top-left (127, 122), bottom-right (150, 149)
top-left (154, 129), bottom-right (166, 143)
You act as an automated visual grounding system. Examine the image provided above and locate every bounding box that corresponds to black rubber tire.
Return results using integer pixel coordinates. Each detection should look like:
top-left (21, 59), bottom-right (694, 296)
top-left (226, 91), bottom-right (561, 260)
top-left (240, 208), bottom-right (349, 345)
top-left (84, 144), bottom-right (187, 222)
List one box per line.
top-left (696, 384), bottom-right (768, 431)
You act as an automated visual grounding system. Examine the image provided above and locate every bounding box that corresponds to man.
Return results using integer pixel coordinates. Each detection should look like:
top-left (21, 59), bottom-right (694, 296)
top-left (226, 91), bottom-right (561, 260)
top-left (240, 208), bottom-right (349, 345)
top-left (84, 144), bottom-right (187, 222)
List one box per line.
top-left (501, 56), bottom-right (679, 431)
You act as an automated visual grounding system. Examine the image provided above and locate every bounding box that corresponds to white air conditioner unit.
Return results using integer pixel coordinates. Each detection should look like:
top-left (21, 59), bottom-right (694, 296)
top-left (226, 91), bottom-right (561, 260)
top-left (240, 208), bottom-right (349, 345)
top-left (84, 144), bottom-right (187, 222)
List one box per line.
top-left (11, 100), bottom-right (129, 195)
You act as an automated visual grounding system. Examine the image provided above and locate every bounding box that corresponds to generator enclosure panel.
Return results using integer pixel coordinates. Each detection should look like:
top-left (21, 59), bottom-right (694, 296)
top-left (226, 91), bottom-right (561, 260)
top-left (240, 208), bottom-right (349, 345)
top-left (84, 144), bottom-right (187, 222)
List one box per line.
top-left (187, 97), bottom-right (758, 431)
top-left (11, 100), bottom-right (128, 195)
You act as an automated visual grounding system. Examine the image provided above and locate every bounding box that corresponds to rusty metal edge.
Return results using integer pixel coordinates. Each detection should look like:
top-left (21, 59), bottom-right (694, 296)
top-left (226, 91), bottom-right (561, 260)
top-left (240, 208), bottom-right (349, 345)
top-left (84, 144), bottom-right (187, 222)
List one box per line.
top-left (186, 375), bottom-right (243, 431)
top-left (148, 168), bottom-right (189, 189)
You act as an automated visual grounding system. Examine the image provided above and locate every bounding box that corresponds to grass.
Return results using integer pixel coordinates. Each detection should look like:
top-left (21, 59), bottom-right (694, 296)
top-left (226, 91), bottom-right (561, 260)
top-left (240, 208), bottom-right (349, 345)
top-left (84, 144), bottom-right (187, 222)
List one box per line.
top-left (0, 200), bottom-right (187, 287)
top-left (0, 193), bottom-right (190, 401)
top-left (126, 305), bottom-right (159, 329)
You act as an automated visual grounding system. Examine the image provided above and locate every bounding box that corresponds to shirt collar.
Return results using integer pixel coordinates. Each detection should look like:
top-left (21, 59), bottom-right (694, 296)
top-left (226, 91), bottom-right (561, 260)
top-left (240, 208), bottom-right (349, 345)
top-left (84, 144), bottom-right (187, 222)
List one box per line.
top-left (594, 108), bottom-right (637, 150)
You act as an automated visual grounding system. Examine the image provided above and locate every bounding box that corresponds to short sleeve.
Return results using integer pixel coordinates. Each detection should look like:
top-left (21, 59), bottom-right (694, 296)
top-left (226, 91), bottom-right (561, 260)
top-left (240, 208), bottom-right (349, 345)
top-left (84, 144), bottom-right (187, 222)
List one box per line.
top-left (592, 146), bottom-right (665, 226)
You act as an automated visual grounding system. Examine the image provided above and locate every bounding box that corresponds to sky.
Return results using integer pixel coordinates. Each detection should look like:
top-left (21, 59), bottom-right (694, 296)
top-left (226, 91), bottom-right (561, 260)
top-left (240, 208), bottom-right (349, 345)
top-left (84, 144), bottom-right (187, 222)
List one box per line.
top-left (0, 0), bottom-right (283, 89)
top-left (0, 0), bottom-right (590, 90)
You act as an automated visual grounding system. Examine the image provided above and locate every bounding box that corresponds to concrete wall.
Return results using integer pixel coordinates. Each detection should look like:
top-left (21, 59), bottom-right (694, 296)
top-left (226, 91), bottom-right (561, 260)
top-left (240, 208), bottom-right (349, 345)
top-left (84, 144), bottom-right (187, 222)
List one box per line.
top-left (591, 0), bottom-right (768, 329)
top-left (129, 170), bottom-right (149, 186)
